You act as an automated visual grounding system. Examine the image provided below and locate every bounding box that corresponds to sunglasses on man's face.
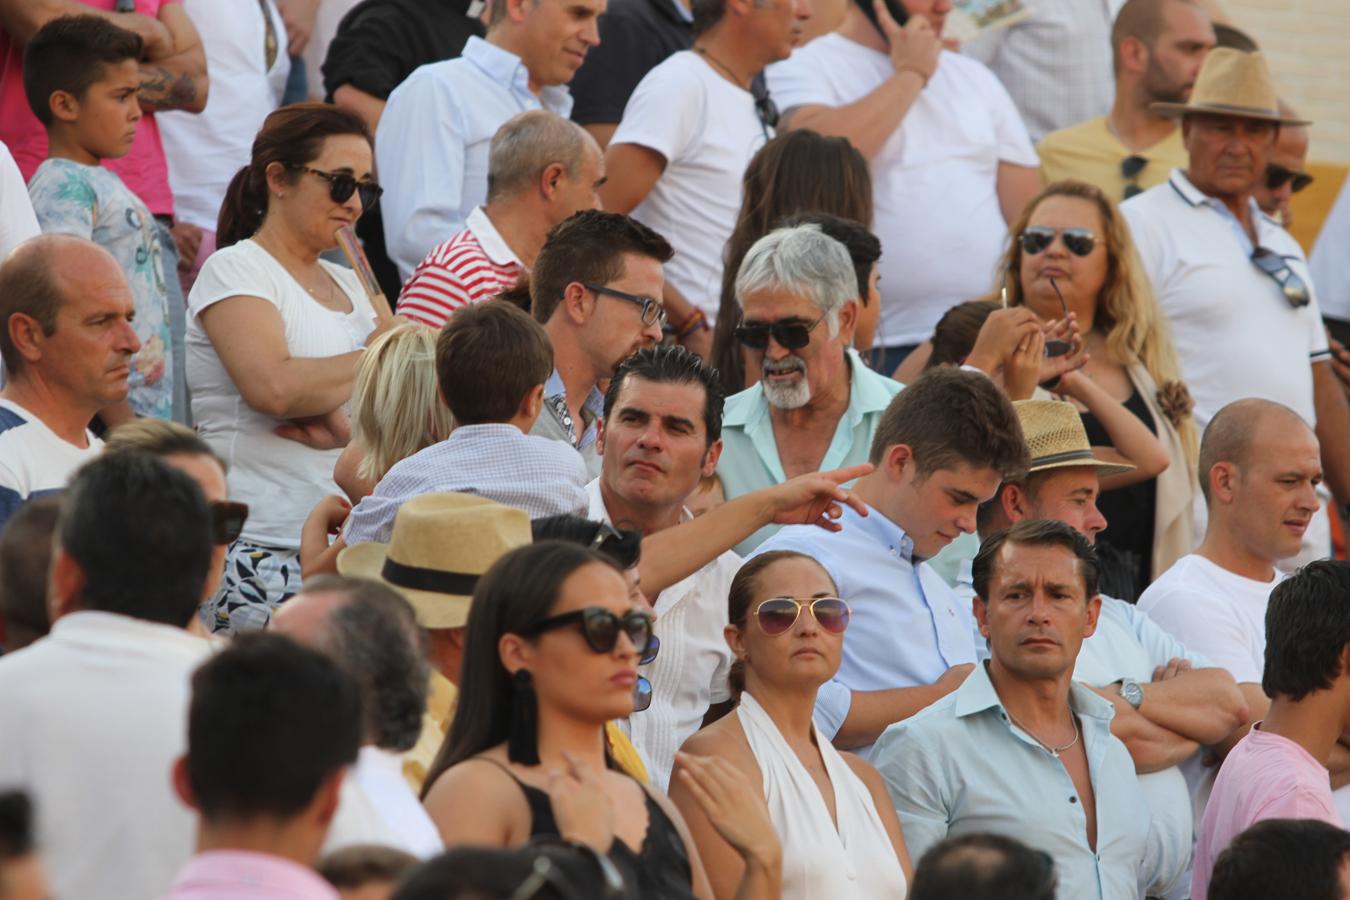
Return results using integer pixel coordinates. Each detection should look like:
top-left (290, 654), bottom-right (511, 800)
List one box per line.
top-left (753, 596), bottom-right (851, 636)
top-left (1020, 226), bottom-right (1097, 258)
top-left (1266, 164), bottom-right (1314, 194)
top-left (734, 314), bottom-right (826, 351)
top-left (286, 164), bottom-right (383, 210)
top-left (520, 606), bottom-right (657, 658)
top-left (1251, 247), bottom-right (1311, 308)
top-left (211, 500), bottom-right (249, 546)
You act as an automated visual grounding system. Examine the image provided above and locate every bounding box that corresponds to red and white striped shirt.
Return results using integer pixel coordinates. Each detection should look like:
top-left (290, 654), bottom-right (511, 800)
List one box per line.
top-left (396, 206), bottom-right (524, 328)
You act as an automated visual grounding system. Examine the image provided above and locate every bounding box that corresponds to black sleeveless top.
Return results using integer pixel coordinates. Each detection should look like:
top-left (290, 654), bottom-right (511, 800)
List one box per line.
top-left (487, 760), bottom-right (697, 899)
top-left (1080, 387), bottom-right (1157, 602)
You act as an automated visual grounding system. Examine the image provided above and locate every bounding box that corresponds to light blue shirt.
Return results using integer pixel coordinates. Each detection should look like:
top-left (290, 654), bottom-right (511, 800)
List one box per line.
top-left (874, 663), bottom-right (1149, 900)
top-left (752, 502), bottom-right (978, 757)
top-left (376, 37), bottom-right (573, 278)
top-left (954, 565), bottom-right (1208, 897)
top-left (717, 349), bottom-right (902, 556)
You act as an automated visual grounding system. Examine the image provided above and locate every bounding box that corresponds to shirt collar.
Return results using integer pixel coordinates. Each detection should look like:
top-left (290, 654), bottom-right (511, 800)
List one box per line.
top-left (585, 476), bottom-right (693, 525)
top-left (174, 850), bottom-right (339, 899)
top-left (953, 660), bottom-right (1116, 722)
top-left (49, 610), bottom-right (214, 661)
top-left (466, 207), bottom-right (524, 268)
top-left (846, 501), bottom-right (916, 562)
top-left (461, 36), bottom-right (572, 113)
top-left (1168, 168), bottom-right (1269, 228)
top-left (545, 369), bottom-right (605, 418)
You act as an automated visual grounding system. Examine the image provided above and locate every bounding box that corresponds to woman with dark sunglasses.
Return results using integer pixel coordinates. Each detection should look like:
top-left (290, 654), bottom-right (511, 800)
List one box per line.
top-left (670, 551), bottom-right (911, 899)
top-left (422, 541), bottom-right (782, 900)
top-left (186, 103), bottom-right (400, 635)
top-left (1000, 179), bottom-right (1198, 600)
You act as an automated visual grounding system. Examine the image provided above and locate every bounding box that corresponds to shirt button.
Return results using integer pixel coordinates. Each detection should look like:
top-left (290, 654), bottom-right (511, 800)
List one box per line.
top-left (1069, 796), bottom-right (1078, 804)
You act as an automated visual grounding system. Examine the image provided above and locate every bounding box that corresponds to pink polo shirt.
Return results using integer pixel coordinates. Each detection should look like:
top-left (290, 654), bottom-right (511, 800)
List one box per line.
top-left (165, 850), bottom-right (339, 900)
top-left (1192, 723), bottom-right (1342, 900)
top-left (0, 0), bottom-right (176, 216)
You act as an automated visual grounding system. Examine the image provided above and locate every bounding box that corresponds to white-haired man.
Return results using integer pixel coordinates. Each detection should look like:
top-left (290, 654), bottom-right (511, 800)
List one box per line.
top-left (716, 224), bottom-right (903, 554)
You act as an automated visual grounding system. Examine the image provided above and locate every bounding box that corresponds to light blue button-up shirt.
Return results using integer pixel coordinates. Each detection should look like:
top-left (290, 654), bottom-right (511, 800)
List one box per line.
top-left (376, 37), bottom-right (573, 278)
top-left (875, 663), bottom-right (1149, 900)
top-left (717, 349), bottom-right (902, 556)
top-left (751, 502), bottom-right (978, 757)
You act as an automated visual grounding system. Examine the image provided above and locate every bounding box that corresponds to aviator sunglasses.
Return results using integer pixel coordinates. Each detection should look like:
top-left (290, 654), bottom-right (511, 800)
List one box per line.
top-left (734, 314), bottom-right (826, 351)
top-left (1020, 226), bottom-right (1097, 258)
top-left (753, 596), bottom-right (851, 636)
top-left (285, 164), bottom-right (384, 210)
top-left (1251, 247), bottom-right (1311, 308)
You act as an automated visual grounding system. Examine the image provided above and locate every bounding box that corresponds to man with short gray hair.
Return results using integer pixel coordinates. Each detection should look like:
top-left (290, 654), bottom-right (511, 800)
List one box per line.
top-left (398, 111), bottom-right (606, 328)
top-left (272, 574), bottom-right (443, 859)
top-left (716, 224), bottom-right (902, 554)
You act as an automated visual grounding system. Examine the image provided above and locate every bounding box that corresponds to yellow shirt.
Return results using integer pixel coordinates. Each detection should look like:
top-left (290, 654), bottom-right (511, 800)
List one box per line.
top-left (402, 671), bottom-right (650, 794)
top-left (1037, 116), bottom-right (1188, 202)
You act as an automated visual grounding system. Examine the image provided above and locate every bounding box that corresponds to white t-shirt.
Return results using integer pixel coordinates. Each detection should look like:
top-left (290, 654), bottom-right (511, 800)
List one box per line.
top-left (0, 397), bottom-right (102, 532)
top-left (187, 239), bottom-right (375, 549)
top-left (613, 51), bottom-right (770, 317)
top-left (0, 139), bottom-right (38, 259)
top-left (158, 0), bottom-right (289, 232)
top-left (767, 39), bottom-right (1038, 347)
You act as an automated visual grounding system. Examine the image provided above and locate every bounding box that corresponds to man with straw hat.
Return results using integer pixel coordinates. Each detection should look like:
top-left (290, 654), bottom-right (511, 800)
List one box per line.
top-left (337, 491), bottom-right (650, 788)
top-left (1121, 47), bottom-right (1350, 569)
top-left (959, 400), bottom-right (1246, 898)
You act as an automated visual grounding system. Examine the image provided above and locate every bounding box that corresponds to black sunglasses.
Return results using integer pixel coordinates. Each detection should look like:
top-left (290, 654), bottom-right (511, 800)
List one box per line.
top-left (1121, 155), bottom-right (1148, 199)
top-left (1020, 226), bottom-right (1097, 258)
top-left (211, 500), bottom-right (249, 546)
top-left (581, 282), bottom-right (667, 328)
top-left (734, 314), bottom-right (826, 351)
top-left (588, 520), bottom-right (641, 570)
top-left (1266, 164), bottom-right (1314, 194)
top-left (751, 76), bottom-right (779, 138)
top-left (520, 606), bottom-right (657, 658)
top-left (1251, 247), bottom-right (1311, 308)
top-left (285, 164), bottom-right (383, 210)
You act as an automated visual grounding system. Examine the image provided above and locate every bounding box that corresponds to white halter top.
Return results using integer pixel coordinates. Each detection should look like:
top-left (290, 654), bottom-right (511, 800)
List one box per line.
top-left (736, 692), bottom-right (908, 899)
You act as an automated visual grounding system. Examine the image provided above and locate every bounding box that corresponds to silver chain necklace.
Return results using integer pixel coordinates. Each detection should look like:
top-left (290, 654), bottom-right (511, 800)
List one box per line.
top-left (1005, 707), bottom-right (1080, 758)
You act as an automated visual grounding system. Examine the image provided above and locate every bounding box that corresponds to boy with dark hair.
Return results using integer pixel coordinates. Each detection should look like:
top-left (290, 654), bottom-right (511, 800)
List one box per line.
top-left (1208, 819), bottom-right (1350, 900)
top-left (23, 15), bottom-right (173, 423)
top-left (529, 210), bottom-right (673, 475)
top-left (752, 367), bottom-right (1029, 757)
top-left (1191, 559), bottom-right (1350, 899)
top-left (331, 301), bottom-right (587, 552)
top-left (166, 633), bottom-right (362, 898)
top-left (0, 496), bottom-right (60, 654)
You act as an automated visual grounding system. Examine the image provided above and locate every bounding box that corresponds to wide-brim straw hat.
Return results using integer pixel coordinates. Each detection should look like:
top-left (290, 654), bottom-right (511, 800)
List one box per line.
top-left (338, 492), bottom-right (532, 628)
top-left (1015, 400), bottom-right (1136, 479)
top-left (1151, 48), bottom-right (1311, 125)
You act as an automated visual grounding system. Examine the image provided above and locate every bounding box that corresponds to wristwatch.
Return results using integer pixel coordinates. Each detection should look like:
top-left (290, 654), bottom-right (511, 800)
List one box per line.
top-left (1120, 679), bottom-right (1144, 710)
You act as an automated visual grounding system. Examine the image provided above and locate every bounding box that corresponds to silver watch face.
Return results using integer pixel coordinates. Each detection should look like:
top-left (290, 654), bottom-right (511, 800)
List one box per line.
top-left (1122, 681), bottom-right (1144, 709)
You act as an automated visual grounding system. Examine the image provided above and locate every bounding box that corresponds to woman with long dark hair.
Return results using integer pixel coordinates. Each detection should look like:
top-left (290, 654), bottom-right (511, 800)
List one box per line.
top-left (187, 103), bottom-right (395, 634)
top-left (710, 131), bottom-right (874, 395)
top-left (421, 541), bottom-right (782, 899)
top-left (671, 551), bottom-right (910, 898)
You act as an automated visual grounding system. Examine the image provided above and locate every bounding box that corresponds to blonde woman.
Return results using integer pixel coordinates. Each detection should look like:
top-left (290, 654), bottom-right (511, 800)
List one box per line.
top-left (1003, 179), bottom-right (1198, 592)
top-left (302, 322), bottom-right (453, 576)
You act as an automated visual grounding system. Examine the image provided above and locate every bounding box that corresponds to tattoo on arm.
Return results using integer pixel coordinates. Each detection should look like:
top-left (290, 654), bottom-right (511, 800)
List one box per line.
top-left (139, 66), bottom-right (198, 111)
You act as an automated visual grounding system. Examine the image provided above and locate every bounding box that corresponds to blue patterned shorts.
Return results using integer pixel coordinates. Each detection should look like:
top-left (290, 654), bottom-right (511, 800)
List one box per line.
top-left (200, 539), bottom-right (302, 635)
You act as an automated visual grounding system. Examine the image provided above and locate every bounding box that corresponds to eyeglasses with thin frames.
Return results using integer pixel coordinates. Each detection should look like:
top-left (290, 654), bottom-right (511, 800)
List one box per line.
top-left (581, 282), bottom-right (667, 329)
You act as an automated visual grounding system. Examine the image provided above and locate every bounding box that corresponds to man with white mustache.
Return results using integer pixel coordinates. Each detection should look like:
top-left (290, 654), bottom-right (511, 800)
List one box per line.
top-left (717, 224), bottom-right (903, 555)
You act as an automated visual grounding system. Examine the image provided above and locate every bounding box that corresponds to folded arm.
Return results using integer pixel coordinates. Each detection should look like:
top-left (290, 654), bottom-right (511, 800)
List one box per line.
top-left (137, 3), bottom-right (208, 113)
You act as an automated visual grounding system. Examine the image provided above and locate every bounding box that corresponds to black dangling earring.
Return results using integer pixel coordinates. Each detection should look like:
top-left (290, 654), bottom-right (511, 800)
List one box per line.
top-left (508, 669), bottom-right (540, 765)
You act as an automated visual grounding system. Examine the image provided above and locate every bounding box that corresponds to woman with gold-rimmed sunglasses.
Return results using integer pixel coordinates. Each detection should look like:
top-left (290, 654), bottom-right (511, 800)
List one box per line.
top-left (670, 550), bottom-right (910, 900)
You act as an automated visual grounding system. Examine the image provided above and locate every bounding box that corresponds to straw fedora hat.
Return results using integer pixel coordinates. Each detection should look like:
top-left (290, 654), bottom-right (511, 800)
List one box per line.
top-left (338, 492), bottom-right (532, 628)
top-left (1151, 48), bottom-right (1310, 125)
top-left (1014, 400), bottom-right (1136, 479)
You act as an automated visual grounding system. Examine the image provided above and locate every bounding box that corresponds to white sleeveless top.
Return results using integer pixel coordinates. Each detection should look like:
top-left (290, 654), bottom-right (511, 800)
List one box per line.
top-left (736, 692), bottom-right (907, 899)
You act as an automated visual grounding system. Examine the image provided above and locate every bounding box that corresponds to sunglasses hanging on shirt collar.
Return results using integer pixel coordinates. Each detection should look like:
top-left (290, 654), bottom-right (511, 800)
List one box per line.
top-left (1251, 247), bottom-right (1311, 308)
top-left (1121, 155), bottom-right (1148, 200)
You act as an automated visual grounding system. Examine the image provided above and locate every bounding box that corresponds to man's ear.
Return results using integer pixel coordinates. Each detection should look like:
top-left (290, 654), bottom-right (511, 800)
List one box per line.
top-left (1083, 594), bottom-right (1102, 640)
top-left (595, 415), bottom-right (607, 457)
top-left (884, 443), bottom-right (915, 481)
top-left (700, 438), bottom-right (723, 478)
top-left (836, 301), bottom-right (858, 347)
top-left (561, 281), bottom-right (591, 326)
top-left (539, 161), bottom-right (567, 201)
top-left (1209, 461), bottom-right (1239, 504)
top-left (1001, 483), bottom-right (1030, 523)
top-left (1118, 35), bottom-right (1148, 75)
top-left (171, 756), bottom-right (200, 811)
top-left (48, 90), bottom-right (81, 125)
top-left (47, 546), bottom-right (84, 623)
top-left (312, 768), bottom-right (346, 828)
top-left (972, 595), bottom-right (991, 640)
top-left (518, 383), bottom-right (545, 423)
top-left (8, 312), bottom-right (48, 368)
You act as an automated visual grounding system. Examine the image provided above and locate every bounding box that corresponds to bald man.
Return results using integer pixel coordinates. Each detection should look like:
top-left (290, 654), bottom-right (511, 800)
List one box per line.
top-left (1255, 104), bottom-right (1311, 228)
top-left (1139, 399), bottom-right (1350, 859)
top-left (0, 235), bottom-right (140, 531)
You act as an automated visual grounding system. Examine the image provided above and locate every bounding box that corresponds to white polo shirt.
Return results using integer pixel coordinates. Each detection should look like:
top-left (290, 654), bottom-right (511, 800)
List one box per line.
top-left (1312, 176), bottom-right (1350, 323)
top-left (587, 479), bottom-right (739, 791)
top-left (1121, 170), bottom-right (1330, 431)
